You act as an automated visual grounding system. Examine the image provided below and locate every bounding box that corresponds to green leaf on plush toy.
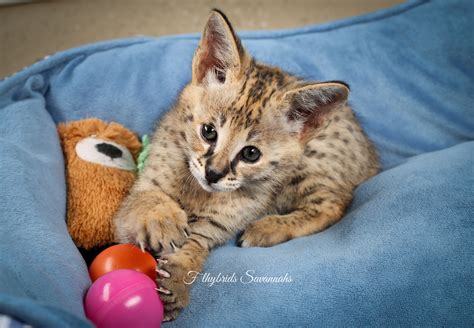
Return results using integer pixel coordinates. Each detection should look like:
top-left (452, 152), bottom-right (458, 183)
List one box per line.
top-left (137, 134), bottom-right (151, 174)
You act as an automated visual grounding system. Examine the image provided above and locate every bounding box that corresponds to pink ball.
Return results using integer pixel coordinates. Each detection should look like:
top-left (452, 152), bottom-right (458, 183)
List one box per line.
top-left (84, 269), bottom-right (164, 327)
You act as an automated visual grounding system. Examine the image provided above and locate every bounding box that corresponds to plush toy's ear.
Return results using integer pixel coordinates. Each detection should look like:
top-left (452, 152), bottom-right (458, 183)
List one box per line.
top-left (284, 81), bottom-right (350, 141)
top-left (192, 9), bottom-right (246, 85)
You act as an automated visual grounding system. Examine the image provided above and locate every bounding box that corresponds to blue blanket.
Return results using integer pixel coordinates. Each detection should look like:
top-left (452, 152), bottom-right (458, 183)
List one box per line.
top-left (0, 0), bottom-right (472, 326)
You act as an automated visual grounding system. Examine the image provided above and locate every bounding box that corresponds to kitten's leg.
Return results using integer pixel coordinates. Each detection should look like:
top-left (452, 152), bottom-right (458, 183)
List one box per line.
top-left (114, 186), bottom-right (189, 254)
top-left (239, 189), bottom-right (351, 248)
top-left (156, 218), bottom-right (234, 321)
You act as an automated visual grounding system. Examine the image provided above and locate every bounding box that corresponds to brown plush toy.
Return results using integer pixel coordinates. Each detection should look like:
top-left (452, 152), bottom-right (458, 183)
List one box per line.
top-left (57, 118), bottom-right (141, 251)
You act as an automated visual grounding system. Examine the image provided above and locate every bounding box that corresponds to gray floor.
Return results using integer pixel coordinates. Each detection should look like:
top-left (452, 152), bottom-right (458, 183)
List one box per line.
top-left (0, 0), bottom-right (403, 77)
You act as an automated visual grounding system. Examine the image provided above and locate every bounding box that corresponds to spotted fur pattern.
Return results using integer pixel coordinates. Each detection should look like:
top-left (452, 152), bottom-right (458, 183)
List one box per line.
top-left (114, 9), bottom-right (379, 321)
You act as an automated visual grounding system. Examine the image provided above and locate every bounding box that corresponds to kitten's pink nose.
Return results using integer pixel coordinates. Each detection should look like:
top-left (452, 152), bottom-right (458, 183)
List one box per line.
top-left (205, 168), bottom-right (225, 184)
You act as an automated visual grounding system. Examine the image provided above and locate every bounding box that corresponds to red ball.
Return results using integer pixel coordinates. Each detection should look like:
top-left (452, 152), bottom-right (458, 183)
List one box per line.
top-left (89, 244), bottom-right (156, 282)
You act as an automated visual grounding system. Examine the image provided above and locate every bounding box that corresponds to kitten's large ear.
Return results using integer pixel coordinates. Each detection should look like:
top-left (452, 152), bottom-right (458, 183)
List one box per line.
top-left (285, 81), bottom-right (350, 141)
top-left (192, 9), bottom-right (246, 85)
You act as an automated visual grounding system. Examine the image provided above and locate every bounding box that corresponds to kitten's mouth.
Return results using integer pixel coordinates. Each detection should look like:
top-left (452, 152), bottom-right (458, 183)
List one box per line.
top-left (197, 178), bottom-right (218, 193)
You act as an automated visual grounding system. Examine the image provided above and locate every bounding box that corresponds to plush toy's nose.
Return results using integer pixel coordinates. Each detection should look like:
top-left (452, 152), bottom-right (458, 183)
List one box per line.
top-left (95, 143), bottom-right (123, 159)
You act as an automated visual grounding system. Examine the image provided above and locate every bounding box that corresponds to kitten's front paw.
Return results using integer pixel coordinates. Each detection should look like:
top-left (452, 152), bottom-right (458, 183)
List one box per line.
top-left (156, 251), bottom-right (195, 321)
top-left (239, 216), bottom-right (293, 247)
top-left (115, 198), bottom-right (190, 253)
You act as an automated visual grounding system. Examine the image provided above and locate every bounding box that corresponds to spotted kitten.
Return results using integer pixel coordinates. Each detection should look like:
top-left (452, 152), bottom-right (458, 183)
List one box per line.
top-left (114, 10), bottom-right (379, 321)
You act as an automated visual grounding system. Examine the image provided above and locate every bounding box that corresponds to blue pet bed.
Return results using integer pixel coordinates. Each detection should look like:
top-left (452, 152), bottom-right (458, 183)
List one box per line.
top-left (0, 0), bottom-right (472, 326)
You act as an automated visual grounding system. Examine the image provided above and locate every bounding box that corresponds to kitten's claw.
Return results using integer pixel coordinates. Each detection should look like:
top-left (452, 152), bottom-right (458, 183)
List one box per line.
top-left (139, 241), bottom-right (146, 252)
top-left (156, 286), bottom-right (171, 294)
top-left (238, 238), bottom-right (250, 248)
top-left (156, 268), bottom-right (171, 278)
top-left (163, 309), bottom-right (180, 322)
top-left (183, 228), bottom-right (190, 238)
top-left (170, 241), bottom-right (179, 251)
top-left (156, 258), bottom-right (168, 264)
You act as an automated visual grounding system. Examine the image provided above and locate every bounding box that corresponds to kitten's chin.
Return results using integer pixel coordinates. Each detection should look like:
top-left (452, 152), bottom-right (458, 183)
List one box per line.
top-left (208, 183), bottom-right (240, 193)
top-left (195, 177), bottom-right (239, 193)
top-left (197, 179), bottom-right (217, 193)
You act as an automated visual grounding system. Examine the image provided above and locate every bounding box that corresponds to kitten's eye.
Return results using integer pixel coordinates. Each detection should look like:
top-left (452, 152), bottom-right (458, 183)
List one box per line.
top-left (201, 124), bottom-right (217, 142)
top-left (215, 68), bottom-right (226, 83)
top-left (241, 146), bottom-right (261, 163)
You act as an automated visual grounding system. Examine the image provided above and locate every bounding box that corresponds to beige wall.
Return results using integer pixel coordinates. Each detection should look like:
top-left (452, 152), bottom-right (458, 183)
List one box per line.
top-left (0, 0), bottom-right (403, 78)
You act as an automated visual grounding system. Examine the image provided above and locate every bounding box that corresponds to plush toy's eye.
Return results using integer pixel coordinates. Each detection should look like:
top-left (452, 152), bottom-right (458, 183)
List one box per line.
top-left (241, 146), bottom-right (261, 163)
top-left (75, 137), bottom-right (136, 171)
top-left (201, 124), bottom-right (217, 142)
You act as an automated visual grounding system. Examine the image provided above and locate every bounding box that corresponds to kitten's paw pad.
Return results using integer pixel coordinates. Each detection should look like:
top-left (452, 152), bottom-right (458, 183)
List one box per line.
top-left (156, 252), bottom-right (193, 321)
top-left (116, 200), bottom-right (189, 253)
top-left (239, 217), bottom-right (292, 247)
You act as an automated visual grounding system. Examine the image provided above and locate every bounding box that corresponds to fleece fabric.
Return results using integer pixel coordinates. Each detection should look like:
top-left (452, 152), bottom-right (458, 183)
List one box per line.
top-left (0, 0), bottom-right (472, 326)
